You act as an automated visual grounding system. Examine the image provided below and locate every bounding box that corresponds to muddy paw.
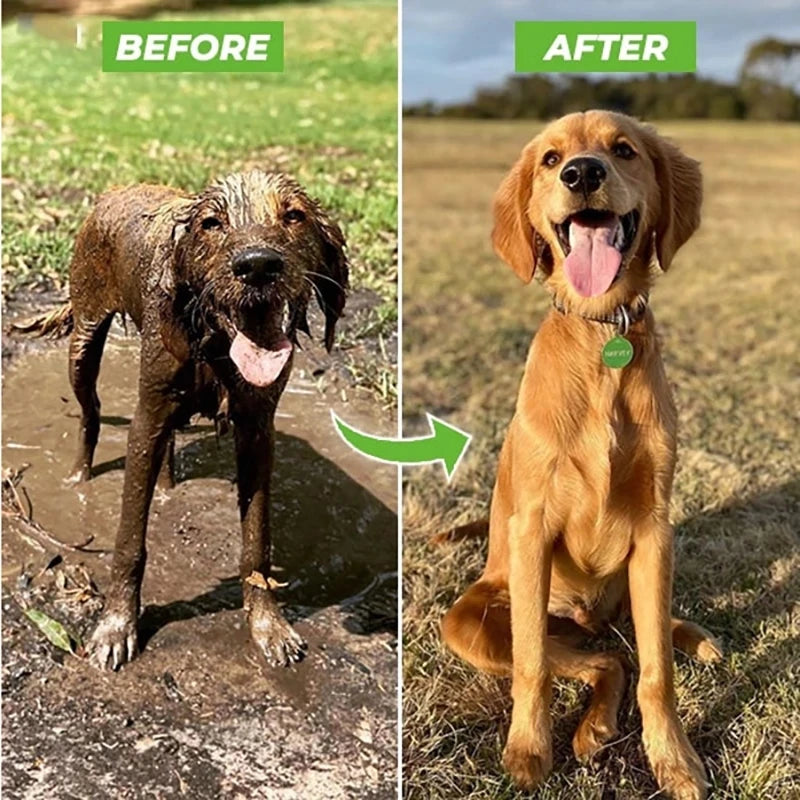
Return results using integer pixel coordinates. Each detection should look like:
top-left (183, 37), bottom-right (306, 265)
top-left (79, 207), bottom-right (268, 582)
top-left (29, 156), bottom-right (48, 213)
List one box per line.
top-left (572, 713), bottom-right (619, 763)
top-left (249, 609), bottom-right (307, 668)
top-left (502, 740), bottom-right (552, 790)
top-left (647, 732), bottom-right (709, 800)
top-left (88, 610), bottom-right (138, 671)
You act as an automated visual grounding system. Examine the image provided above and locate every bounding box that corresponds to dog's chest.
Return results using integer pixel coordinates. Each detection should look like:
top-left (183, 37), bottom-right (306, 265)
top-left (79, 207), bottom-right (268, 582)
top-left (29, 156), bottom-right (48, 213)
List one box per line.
top-left (555, 392), bottom-right (653, 577)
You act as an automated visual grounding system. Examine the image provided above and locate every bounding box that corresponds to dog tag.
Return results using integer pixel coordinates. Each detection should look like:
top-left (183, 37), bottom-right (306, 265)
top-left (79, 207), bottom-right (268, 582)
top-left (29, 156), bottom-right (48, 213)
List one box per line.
top-left (602, 335), bottom-right (634, 369)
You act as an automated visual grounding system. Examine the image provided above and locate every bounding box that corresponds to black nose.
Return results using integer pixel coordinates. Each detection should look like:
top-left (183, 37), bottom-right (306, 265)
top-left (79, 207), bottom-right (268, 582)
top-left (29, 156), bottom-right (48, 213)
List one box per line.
top-left (560, 157), bottom-right (607, 195)
top-left (232, 247), bottom-right (284, 286)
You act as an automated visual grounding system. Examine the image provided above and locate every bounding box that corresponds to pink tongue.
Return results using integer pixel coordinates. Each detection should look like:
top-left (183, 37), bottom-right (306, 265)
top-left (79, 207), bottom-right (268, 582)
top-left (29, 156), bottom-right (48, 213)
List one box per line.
top-left (563, 217), bottom-right (622, 298)
top-left (230, 331), bottom-right (292, 387)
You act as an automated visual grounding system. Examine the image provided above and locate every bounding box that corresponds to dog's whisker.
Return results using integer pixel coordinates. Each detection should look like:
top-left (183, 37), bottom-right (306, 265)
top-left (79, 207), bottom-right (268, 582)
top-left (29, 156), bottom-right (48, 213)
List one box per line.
top-left (305, 270), bottom-right (346, 292)
top-left (302, 275), bottom-right (327, 309)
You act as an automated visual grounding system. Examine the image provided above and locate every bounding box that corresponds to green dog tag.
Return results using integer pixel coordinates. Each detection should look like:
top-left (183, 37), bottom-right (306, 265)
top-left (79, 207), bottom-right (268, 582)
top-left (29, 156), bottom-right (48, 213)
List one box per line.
top-left (602, 335), bottom-right (634, 369)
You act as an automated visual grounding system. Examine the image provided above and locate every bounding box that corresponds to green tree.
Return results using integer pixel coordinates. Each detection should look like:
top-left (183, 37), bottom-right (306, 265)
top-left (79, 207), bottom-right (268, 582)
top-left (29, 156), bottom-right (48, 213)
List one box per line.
top-left (740, 37), bottom-right (800, 120)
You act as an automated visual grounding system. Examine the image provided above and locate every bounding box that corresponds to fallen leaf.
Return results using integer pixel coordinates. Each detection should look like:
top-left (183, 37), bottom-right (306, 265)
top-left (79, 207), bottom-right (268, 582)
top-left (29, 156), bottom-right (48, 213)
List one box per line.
top-left (245, 571), bottom-right (288, 591)
top-left (24, 608), bottom-right (81, 653)
top-left (245, 571), bottom-right (268, 590)
top-left (354, 719), bottom-right (373, 746)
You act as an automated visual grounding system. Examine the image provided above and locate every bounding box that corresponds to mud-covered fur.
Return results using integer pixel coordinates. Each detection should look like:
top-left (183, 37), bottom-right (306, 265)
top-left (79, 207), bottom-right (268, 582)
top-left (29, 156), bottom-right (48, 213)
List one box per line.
top-left (49, 169), bottom-right (347, 670)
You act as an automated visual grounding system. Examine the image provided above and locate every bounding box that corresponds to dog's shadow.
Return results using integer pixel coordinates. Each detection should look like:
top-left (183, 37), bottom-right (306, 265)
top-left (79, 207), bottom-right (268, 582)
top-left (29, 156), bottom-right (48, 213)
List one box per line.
top-left (670, 478), bottom-right (800, 763)
top-left (95, 425), bottom-right (397, 644)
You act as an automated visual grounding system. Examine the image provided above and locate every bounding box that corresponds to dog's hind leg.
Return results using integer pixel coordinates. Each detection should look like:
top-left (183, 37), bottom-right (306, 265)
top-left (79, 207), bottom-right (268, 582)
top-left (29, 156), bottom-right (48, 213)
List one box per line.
top-left (441, 580), bottom-right (514, 676)
top-left (550, 640), bottom-right (627, 763)
top-left (442, 580), bottom-right (627, 763)
top-left (672, 618), bottom-right (722, 664)
top-left (67, 313), bottom-right (114, 483)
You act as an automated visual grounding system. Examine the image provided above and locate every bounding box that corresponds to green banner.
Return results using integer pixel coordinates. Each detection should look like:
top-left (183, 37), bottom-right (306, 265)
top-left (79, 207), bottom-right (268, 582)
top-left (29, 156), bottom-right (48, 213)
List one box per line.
top-left (515, 21), bottom-right (696, 73)
top-left (102, 21), bottom-right (284, 72)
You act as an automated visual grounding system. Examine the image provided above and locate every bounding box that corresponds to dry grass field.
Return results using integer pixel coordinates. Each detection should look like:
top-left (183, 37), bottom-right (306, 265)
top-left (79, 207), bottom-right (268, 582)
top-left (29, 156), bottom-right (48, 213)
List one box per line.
top-left (402, 119), bottom-right (800, 799)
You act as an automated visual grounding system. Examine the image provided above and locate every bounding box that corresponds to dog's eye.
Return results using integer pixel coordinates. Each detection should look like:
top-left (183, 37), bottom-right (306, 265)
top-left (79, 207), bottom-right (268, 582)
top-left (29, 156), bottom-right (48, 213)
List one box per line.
top-left (284, 209), bottom-right (306, 224)
top-left (201, 216), bottom-right (223, 231)
top-left (612, 142), bottom-right (636, 160)
top-left (542, 150), bottom-right (561, 168)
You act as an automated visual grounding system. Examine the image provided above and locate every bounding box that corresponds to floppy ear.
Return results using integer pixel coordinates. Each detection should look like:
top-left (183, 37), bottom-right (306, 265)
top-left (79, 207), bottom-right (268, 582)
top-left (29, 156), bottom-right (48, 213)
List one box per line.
top-left (157, 218), bottom-right (189, 296)
top-left (312, 210), bottom-right (349, 352)
top-left (492, 139), bottom-right (539, 283)
top-left (645, 132), bottom-right (702, 271)
top-left (153, 208), bottom-right (193, 362)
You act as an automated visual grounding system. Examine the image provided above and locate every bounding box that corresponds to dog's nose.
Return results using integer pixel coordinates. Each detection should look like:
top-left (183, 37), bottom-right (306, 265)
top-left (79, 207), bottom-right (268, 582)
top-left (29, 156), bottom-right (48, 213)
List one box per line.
top-left (232, 247), bottom-right (284, 286)
top-left (560, 157), bottom-right (607, 195)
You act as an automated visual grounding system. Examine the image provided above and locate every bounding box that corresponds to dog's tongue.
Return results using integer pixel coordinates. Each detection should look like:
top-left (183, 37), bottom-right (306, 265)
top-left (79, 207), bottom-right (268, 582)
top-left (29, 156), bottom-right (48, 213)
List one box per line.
top-left (230, 331), bottom-right (292, 387)
top-left (564, 217), bottom-right (622, 298)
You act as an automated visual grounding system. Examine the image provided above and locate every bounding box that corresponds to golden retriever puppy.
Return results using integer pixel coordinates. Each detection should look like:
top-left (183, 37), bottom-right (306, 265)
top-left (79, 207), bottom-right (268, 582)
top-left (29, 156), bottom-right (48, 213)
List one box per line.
top-left (441, 111), bottom-right (721, 800)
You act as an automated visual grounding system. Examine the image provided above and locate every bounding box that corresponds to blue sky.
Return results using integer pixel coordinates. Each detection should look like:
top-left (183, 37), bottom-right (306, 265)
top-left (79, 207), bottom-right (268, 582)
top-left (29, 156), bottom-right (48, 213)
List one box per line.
top-left (403, 0), bottom-right (800, 104)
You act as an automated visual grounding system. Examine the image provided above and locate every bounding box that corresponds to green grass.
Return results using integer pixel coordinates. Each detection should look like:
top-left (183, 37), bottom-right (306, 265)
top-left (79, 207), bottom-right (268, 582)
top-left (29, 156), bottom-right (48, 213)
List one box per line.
top-left (402, 119), bottom-right (800, 799)
top-left (2, 2), bottom-right (397, 396)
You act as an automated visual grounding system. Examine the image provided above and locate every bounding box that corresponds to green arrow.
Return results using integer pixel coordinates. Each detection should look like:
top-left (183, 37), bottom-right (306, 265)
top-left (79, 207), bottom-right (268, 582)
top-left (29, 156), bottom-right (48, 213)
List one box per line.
top-left (331, 411), bottom-right (471, 481)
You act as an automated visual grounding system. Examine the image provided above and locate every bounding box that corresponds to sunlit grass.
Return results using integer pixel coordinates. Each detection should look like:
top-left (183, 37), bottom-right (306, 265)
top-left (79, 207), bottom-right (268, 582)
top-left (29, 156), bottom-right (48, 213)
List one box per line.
top-left (2, 2), bottom-right (397, 396)
top-left (402, 118), bottom-right (800, 799)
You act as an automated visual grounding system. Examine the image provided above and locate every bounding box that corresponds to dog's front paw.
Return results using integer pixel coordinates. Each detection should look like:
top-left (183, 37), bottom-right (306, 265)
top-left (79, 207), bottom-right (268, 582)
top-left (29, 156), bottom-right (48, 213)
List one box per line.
top-left (248, 602), bottom-right (307, 668)
top-left (645, 725), bottom-right (709, 800)
top-left (502, 738), bottom-right (552, 790)
top-left (88, 608), bottom-right (138, 671)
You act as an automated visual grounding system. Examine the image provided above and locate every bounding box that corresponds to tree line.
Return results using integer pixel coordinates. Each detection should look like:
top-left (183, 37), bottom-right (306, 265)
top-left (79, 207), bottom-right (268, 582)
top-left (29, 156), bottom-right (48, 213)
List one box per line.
top-left (405, 38), bottom-right (800, 121)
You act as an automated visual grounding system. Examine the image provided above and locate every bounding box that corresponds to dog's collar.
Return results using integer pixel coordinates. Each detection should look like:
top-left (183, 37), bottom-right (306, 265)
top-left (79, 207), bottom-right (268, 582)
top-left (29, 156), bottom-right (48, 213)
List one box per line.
top-left (551, 293), bottom-right (649, 335)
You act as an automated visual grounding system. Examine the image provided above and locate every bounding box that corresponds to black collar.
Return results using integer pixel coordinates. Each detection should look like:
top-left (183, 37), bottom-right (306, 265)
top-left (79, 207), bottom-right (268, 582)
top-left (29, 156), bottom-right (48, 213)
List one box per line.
top-left (552, 293), bottom-right (649, 333)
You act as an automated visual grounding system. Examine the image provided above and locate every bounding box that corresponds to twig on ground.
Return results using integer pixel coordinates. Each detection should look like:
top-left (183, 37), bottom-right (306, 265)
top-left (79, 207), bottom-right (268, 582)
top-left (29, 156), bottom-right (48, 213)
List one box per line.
top-left (2, 465), bottom-right (105, 553)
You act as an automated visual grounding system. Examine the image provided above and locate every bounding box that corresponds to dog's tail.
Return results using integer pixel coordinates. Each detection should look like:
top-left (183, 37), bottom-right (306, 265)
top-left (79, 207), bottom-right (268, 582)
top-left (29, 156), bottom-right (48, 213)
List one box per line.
top-left (430, 518), bottom-right (489, 547)
top-left (9, 303), bottom-right (74, 339)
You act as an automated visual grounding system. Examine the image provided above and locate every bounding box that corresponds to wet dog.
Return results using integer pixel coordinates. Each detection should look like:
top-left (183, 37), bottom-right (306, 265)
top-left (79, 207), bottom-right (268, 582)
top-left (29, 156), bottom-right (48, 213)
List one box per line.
top-left (440, 112), bottom-right (720, 799)
top-left (24, 170), bottom-right (348, 669)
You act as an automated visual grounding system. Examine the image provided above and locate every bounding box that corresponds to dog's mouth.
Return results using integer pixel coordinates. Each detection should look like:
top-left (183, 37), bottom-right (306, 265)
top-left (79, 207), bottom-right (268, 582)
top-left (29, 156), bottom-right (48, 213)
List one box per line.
top-left (553, 208), bottom-right (640, 298)
top-left (230, 302), bottom-right (293, 388)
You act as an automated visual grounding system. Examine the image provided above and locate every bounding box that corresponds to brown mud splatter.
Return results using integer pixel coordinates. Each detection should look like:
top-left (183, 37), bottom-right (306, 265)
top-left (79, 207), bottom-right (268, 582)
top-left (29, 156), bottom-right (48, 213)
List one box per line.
top-left (2, 303), bottom-right (398, 799)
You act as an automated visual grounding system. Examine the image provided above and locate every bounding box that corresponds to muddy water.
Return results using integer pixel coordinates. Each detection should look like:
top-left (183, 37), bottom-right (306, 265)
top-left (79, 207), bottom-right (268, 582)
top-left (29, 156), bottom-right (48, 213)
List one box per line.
top-left (2, 323), bottom-right (398, 799)
top-left (3, 328), bottom-right (397, 607)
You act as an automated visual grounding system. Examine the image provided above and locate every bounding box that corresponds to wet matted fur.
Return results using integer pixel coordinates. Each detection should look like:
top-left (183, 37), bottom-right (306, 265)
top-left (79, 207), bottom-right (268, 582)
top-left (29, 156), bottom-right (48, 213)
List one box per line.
top-left (25, 169), bottom-right (349, 669)
top-left (440, 112), bottom-right (721, 800)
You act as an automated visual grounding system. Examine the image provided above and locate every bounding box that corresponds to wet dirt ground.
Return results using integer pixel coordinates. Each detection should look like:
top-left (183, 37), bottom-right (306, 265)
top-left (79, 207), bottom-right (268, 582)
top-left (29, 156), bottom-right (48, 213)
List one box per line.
top-left (1, 301), bottom-right (398, 799)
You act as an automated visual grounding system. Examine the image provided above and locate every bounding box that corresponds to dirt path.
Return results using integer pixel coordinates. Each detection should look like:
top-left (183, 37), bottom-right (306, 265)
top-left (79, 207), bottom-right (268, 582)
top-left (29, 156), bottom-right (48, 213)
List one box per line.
top-left (1, 304), bottom-right (398, 799)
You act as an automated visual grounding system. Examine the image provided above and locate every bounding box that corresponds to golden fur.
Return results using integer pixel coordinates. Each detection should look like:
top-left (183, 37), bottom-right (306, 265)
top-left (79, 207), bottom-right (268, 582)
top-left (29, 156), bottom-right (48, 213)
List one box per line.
top-left (441, 111), bottom-right (720, 800)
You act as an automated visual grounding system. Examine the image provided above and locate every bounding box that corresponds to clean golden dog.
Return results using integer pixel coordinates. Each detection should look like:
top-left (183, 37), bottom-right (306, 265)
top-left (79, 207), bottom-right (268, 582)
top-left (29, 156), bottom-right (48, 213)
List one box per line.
top-left (441, 111), bottom-right (721, 800)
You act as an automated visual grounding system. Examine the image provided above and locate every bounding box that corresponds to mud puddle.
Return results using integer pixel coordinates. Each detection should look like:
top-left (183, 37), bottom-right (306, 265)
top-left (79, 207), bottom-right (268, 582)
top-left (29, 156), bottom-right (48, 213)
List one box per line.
top-left (2, 316), bottom-right (398, 799)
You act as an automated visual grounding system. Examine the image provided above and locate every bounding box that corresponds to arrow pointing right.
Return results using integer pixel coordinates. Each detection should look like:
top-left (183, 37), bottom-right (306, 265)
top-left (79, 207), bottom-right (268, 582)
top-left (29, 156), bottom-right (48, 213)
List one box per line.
top-left (331, 411), bottom-right (471, 482)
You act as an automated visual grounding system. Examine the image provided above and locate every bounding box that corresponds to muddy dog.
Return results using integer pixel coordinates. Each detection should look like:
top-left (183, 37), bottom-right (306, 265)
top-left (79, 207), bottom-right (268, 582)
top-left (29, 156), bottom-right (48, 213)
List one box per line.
top-left (24, 170), bottom-right (348, 670)
top-left (440, 112), bottom-right (720, 799)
